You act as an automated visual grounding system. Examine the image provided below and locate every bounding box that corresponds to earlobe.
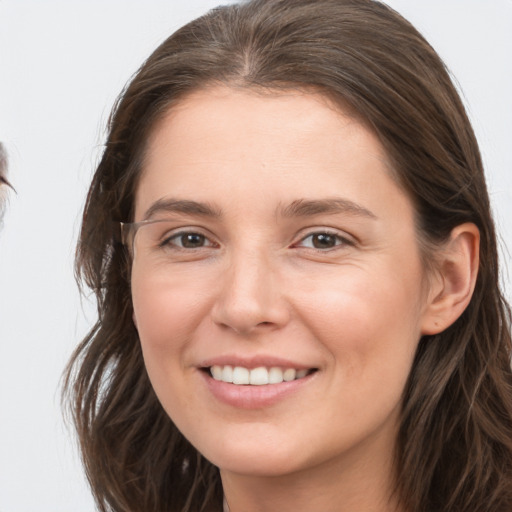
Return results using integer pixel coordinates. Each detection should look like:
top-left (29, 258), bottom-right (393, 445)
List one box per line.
top-left (421, 223), bottom-right (480, 335)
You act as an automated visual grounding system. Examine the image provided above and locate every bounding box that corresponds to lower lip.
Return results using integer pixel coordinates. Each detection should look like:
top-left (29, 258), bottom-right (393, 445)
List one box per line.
top-left (200, 370), bottom-right (316, 409)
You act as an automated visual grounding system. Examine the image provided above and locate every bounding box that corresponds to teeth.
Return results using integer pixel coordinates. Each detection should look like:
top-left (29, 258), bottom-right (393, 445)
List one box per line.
top-left (269, 367), bottom-right (284, 384)
top-left (249, 367), bottom-right (269, 385)
top-left (209, 365), bottom-right (311, 385)
top-left (211, 365), bottom-right (223, 380)
top-left (283, 368), bottom-right (296, 381)
top-left (222, 365), bottom-right (234, 383)
top-left (232, 366), bottom-right (249, 385)
top-left (296, 369), bottom-right (308, 379)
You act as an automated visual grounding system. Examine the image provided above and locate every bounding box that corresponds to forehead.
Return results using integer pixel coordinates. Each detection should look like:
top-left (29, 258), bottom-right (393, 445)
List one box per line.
top-left (134, 86), bottom-right (405, 221)
top-left (146, 86), bottom-right (371, 154)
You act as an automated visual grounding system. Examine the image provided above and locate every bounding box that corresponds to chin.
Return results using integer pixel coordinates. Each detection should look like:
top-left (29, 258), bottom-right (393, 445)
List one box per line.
top-left (214, 452), bottom-right (305, 478)
top-left (189, 427), bottom-right (310, 477)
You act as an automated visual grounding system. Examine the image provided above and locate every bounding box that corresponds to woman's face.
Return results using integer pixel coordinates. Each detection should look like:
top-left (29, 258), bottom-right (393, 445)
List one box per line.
top-left (132, 87), bottom-right (434, 480)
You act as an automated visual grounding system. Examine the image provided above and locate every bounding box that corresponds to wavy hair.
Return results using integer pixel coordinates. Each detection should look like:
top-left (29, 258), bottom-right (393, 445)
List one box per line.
top-left (63, 1), bottom-right (512, 511)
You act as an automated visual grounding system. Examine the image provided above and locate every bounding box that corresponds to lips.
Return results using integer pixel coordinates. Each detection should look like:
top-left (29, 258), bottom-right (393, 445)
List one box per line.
top-left (199, 357), bottom-right (318, 409)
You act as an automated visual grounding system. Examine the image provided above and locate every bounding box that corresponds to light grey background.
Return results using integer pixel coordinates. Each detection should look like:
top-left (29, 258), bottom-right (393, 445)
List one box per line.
top-left (0, 1), bottom-right (510, 510)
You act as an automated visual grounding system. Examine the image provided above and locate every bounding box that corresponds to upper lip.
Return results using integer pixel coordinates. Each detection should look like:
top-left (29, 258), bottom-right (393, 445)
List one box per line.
top-left (198, 355), bottom-right (316, 370)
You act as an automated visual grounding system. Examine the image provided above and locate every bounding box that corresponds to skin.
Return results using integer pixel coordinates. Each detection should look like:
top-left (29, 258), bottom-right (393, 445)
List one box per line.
top-left (131, 87), bottom-right (477, 512)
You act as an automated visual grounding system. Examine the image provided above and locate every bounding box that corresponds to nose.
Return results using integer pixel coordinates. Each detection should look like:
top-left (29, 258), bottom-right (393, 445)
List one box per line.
top-left (210, 249), bottom-right (290, 335)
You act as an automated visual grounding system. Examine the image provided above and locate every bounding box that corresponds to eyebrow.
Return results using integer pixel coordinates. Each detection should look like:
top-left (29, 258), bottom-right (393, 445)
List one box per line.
top-left (142, 196), bottom-right (377, 221)
top-left (143, 198), bottom-right (222, 221)
top-left (280, 198), bottom-right (377, 219)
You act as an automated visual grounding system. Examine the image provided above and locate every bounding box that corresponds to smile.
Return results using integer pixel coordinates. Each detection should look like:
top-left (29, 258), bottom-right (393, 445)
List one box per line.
top-left (200, 361), bottom-right (319, 408)
top-left (209, 365), bottom-right (315, 385)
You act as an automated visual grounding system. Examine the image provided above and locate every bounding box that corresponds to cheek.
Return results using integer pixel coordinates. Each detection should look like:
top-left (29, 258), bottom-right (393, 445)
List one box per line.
top-left (131, 269), bottom-right (212, 359)
top-left (295, 268), bottom-right (424, 375)
top-left (130, 271), bottom-right (211, 421)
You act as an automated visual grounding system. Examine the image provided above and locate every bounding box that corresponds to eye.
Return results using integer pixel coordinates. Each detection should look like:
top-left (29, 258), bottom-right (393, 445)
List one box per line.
top-left (296, 231), bottom-right (351, 250)
top-left (162, 231), bottom-right (216, 249)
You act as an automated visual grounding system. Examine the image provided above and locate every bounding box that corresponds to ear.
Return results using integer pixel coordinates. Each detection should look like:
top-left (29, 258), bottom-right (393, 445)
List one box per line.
top-left (421, 223), bottom-right (480, 335)
top-left (133, 310), bottom-right (138, 329)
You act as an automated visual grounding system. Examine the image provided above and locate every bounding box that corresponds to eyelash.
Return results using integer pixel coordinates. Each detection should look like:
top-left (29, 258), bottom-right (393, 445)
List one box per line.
top-left (159, 229), bottom-right (353, 252)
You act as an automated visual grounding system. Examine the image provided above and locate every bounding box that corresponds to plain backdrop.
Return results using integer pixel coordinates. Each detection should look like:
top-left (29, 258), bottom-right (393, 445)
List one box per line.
top-left (0, 1), bottom-right (511, 510)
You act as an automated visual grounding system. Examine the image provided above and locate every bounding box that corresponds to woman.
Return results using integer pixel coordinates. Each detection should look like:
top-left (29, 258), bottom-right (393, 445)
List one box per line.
top-left (64, 0), bottom-right (512, 511)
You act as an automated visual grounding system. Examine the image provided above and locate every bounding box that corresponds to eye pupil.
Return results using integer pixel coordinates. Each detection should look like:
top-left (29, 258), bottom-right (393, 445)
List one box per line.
top-left (181, 233), bottom-right (205, 248)
top-left (313, 233), bottom-right (336, 249)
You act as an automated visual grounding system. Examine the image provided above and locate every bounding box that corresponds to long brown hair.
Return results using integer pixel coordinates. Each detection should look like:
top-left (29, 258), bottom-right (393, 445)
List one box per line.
top-left (64, 1), bottom-right (512, 511)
